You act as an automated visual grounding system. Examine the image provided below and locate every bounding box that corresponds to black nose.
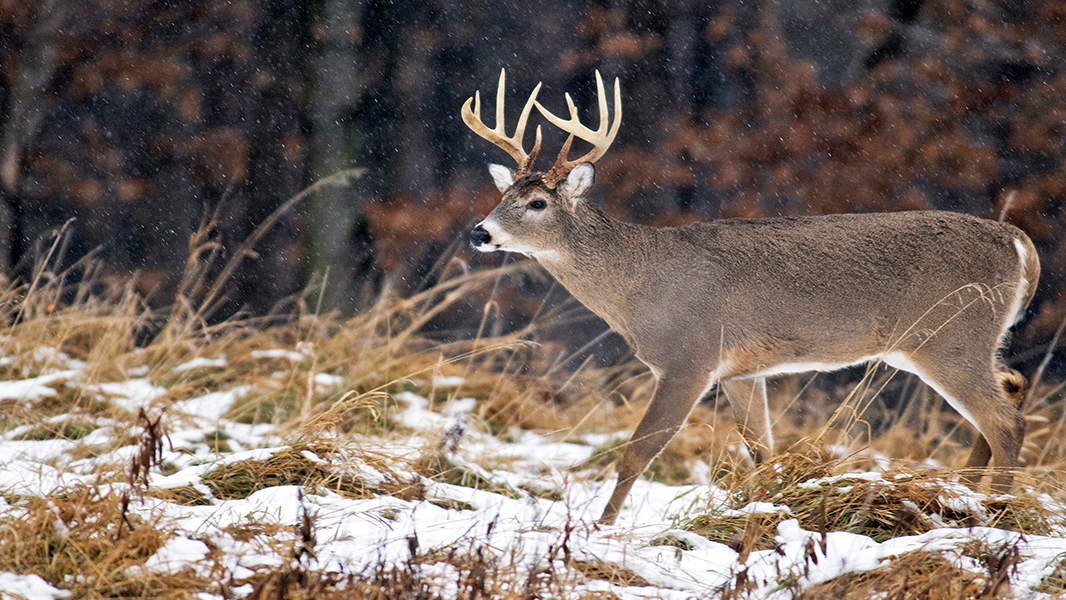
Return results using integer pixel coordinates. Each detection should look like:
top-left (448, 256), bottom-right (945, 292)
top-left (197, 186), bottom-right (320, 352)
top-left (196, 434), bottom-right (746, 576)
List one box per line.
top-left (470, 225), bottom-right (492, 248)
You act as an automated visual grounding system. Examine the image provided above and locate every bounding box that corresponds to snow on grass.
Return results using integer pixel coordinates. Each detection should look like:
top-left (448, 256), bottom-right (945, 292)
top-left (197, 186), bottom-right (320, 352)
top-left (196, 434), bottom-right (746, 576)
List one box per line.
top-left (140, 536), bottom-right (210, 574)
top-left (172, 356), bottom-right (228, 372)
top-left (432, 375), bottom-right (466, 387)
top-left (0, 572), bottom-right (70, 600)
top-left (1, 359), bottom-right (1065, 599)
top-left (176, 386), bottom-right (250, 424)
top-left (0, 371), bottom-right (79, 403)
top-left (250, 349), bottom-right (308, 362)
top-left (91, 378), bottom-right (168, 411)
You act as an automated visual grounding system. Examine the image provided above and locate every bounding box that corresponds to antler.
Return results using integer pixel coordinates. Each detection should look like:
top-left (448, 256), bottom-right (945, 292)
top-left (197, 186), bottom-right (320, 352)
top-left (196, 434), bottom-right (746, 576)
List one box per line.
top-left (462, 69), bottom-right (543, 178)
top-left (536, 71), bottom-right (622, 189)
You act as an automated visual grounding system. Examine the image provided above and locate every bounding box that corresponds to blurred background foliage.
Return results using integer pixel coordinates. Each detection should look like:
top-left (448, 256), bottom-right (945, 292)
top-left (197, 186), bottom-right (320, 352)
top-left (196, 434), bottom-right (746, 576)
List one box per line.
top-left (0, 0), bottom-right (1064, 371)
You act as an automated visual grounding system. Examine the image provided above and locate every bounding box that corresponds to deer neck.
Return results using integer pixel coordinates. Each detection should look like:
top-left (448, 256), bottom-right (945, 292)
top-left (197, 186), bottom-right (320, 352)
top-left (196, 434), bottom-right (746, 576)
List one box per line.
top-left (535, 203), bottom-right (651, 327)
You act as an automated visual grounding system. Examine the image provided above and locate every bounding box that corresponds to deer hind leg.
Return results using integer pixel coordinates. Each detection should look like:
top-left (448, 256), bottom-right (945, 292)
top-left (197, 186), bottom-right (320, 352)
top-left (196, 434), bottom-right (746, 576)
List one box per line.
top-left (964, 365), bottom-right (1028, 469)
top-left (894, 354), bottom-right (1025, 493)
top-left (720, 378), bottom-right (774, 463)
top-left (598, 366), bottom-right (708, 525)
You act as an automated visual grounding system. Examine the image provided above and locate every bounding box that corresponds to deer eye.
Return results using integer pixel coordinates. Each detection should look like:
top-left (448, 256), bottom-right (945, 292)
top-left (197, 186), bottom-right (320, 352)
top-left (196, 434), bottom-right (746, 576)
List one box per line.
top-left (528, 199), bottom-right (547, 210)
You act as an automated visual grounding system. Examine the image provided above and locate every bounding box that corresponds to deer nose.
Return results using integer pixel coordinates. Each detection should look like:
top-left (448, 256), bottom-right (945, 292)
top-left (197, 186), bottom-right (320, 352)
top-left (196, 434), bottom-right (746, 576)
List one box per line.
top-left (470, 225), bottom-right (492, 248)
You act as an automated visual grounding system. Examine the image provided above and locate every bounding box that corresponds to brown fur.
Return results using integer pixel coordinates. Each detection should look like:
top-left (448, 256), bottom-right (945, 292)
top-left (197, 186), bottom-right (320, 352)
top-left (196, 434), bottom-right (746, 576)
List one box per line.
top-left (475, 168), bottom-right (1040, 525)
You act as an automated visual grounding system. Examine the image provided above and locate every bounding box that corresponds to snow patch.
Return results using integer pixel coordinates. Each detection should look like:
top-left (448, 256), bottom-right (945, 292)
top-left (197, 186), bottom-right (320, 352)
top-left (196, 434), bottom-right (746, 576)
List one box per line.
top-left (94, 378), bottom-right (168, 410)
top-left (0, 371), bottom-right (79, 402)
top-left (173, 357), bottom-right (227, 372)
top-left (0, 572), bottom-right (70, 600)
top-left (251, 349), bottom-right (308, 362)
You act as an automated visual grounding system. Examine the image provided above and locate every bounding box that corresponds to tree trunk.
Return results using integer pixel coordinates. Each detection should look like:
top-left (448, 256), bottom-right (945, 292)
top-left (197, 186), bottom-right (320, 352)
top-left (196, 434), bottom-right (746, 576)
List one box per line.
top-left (308, 0), bottom-right (374, 314)
top-left (0, 0), bottom-right (65, 276)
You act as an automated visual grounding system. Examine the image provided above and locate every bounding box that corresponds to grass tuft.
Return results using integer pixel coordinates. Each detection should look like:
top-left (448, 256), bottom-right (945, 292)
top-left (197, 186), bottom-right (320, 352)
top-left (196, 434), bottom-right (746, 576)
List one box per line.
top-left (0, 485), bottom-right (210, 598)
top-left (200, 444), bottom-right (408, 501)
top-left (684, 452), bottom-right (1058, 555)
top-left (415, 452), bottom-right (522, 500)
top-left (797, 549), bottom-right (983, 600)
top-left (12, 417), bottom-right (97, 441)
top-left (1035, 553), bottom-right (1066, 595)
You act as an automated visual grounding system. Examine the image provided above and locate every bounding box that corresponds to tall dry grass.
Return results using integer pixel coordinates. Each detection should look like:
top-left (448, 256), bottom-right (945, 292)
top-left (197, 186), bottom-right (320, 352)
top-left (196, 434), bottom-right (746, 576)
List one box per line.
top-left (0, 186), bottom-right (665, 597)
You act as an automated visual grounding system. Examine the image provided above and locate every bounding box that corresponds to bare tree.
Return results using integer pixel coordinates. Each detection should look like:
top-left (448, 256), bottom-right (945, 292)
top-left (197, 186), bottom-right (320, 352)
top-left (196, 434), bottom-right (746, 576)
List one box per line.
top-left (308, 0), bottom-right (374, 312)
top-left (0, 0), bottom-right (67, 274)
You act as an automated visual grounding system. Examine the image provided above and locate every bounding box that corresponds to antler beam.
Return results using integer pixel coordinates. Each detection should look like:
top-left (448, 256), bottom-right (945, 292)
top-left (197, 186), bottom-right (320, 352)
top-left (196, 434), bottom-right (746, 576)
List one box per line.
top-left (536, 71), bottom-right (622, 188)
top-left (461, 69), bottom-right (542, 177)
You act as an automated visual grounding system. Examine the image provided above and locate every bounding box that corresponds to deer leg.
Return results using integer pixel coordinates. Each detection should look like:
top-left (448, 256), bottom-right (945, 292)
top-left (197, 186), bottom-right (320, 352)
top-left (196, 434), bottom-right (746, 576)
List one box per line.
top-left (720, 378), bottom-right (774, 463)
top-left (965, 434), bottom-right (993, 469)
top-left (598, 368), bottom-right (708, 525)
top-left (907, 361), bottom-right (1024, 493)
top-left (964, 366), bottom-right (1027, 469)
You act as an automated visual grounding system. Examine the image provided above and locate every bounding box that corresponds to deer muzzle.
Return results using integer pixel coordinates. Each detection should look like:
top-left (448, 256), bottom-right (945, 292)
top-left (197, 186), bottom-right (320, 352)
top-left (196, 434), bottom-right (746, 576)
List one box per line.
top-left (469, 225), bottom-right (492, 249)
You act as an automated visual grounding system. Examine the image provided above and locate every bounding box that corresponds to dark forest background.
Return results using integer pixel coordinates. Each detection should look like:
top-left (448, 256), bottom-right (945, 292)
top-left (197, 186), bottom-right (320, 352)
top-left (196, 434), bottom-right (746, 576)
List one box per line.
top-left (1, 0), bottom-right (1065, 372)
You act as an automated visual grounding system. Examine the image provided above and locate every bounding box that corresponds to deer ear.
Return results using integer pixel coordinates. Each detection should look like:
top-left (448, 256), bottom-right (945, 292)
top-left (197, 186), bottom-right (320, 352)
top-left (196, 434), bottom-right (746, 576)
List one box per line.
top-left (560, 163), bottom-right (595, 206)
top-left (488, 164), bottom-right (514, 193)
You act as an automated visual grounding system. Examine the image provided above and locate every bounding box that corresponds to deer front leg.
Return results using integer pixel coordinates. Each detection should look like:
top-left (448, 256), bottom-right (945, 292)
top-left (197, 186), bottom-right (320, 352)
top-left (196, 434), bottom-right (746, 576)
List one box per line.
top-left (964, 434), bottom-right (993, 471)
top-left (719, 378), bottom-right (774, 463)
top-left (964, 366), bottom-right (1028, 471)
top-left (598, 367), bottom-right (709, 525)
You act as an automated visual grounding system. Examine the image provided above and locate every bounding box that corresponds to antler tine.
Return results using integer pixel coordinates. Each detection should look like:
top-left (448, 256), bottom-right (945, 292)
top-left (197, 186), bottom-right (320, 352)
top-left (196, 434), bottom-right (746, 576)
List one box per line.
top-left (461, 69), bottom-right (542, 174)
top-left (536, 70), bottom-right (622, 188)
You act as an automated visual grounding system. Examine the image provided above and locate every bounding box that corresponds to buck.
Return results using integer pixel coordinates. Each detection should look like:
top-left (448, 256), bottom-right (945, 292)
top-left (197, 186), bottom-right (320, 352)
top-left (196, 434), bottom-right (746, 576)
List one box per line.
top-left (462, 70), bottom-right (1040, 525)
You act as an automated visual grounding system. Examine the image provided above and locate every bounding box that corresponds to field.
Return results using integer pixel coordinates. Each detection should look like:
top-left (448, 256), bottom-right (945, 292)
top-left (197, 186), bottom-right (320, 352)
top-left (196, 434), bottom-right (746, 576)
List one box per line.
top-left (1, 254), bottom-right (1066, 600)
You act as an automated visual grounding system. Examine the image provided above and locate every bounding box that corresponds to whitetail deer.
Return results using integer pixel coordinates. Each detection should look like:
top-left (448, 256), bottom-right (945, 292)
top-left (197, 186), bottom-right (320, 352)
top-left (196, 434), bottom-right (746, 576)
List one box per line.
top-left (462, 69), bottom-right (1040, 525)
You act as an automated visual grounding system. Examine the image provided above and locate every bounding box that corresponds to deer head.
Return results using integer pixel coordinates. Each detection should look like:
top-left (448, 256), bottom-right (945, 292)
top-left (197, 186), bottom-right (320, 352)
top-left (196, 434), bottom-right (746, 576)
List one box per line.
top-left (464, 69), bottom-right (621, 258)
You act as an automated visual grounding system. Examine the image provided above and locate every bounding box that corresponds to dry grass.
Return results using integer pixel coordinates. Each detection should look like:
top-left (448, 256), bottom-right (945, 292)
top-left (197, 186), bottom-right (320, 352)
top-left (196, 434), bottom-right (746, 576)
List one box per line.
top-left (1035, 554), bottom-right (1066, 595)
top-left (684, 452), bottom-right (1060, 555)
top-left (0, 485), bottom-right (211, 599)
top-left (200, 443), bottom-right (413, 501)
top-left (570, 559), bottom-right (652, 588)
top-left (797, 548), bottom-right (987, 600)
top-left (236, 510), bottom-right (607, 600)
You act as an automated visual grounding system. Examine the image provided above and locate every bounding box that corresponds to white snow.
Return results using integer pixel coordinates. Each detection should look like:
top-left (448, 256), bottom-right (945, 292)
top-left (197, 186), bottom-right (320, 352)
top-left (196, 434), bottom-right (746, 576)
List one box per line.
top-left (93, 378), bottom-right (168, 410)
top-left (141, 537), bottom-right (211, 574)
top-left (250, 349), bottom-right (307, 362)
top-left (432, 375), bottom-right (466, 387)
top-left (173, 357), bottom-right (228, 372)
top-left (0, 371), bottom-right (78, 402)
top-left (178, 386), bottom-right (249, 424)
top-left (0, 363), bottom-right (1064, 599)
top-left (0, 573), bottom-right (70, 600)
top-left (312, 373), bottom-right (344, 394)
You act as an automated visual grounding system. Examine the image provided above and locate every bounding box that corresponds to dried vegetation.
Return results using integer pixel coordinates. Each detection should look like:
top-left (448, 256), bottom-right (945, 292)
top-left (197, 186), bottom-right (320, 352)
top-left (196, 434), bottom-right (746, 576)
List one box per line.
top-left (685, 452), bottom-right (1060, 553)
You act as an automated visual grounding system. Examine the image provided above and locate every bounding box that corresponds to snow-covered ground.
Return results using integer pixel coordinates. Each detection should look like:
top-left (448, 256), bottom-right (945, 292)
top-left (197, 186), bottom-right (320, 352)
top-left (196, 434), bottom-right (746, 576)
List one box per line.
top-left (1, 349), bottom-right (1065, 599)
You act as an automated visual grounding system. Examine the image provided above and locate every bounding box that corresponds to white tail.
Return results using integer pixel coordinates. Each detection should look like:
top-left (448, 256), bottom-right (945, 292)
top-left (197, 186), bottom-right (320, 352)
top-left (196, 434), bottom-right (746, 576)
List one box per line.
top-left (464, 70), bottom-right (1040, 525)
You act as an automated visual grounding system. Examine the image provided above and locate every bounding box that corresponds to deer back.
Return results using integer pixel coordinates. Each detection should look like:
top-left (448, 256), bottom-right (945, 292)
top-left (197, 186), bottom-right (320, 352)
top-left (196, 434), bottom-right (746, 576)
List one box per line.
top-left (569, 210), bottom-right (1035, 376)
